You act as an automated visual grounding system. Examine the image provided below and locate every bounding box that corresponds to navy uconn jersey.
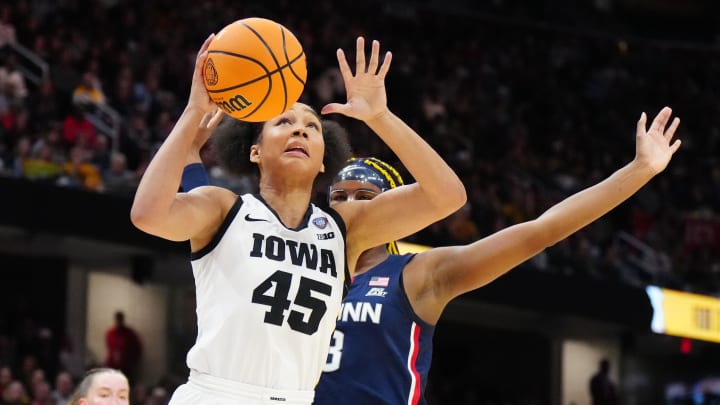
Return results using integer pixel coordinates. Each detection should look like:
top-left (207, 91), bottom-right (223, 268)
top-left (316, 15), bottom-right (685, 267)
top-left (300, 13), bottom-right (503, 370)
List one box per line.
top-left (187, 194), bottom-right (348, 390)
top-left (314, 254), bottom-right (435, 405)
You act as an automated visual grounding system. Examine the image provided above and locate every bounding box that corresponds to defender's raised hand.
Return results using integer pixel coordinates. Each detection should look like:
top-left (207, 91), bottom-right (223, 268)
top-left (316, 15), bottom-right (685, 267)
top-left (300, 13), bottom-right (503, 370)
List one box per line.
top-left (321, 37), bottom-right (392, 122)
top-left (635, 107), bottom-right (682, 174)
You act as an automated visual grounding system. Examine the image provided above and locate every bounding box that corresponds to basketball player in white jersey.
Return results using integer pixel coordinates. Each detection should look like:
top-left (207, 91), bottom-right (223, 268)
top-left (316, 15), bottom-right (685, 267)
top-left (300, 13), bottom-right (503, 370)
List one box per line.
top-left (130, 34), bottom-right (466, 405)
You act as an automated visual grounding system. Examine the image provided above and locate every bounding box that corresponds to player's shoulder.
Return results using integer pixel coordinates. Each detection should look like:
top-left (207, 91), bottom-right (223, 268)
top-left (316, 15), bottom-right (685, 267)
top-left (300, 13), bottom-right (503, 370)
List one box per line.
top-left (327, 200), bottom-right (369, 231)
top-left (181, 186), bottom-right (240, 215)
top-left (186, 185), bottom-right (237, 199)
top-left (405, 245), bottom-right (456, 271)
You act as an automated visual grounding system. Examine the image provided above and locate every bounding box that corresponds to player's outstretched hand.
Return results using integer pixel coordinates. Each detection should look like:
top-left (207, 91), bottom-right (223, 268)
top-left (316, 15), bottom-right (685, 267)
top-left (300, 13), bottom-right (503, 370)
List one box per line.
top-left (321, 36), bottom-right (392, 122)
top-left (635, 106), bottom-right (681, 174)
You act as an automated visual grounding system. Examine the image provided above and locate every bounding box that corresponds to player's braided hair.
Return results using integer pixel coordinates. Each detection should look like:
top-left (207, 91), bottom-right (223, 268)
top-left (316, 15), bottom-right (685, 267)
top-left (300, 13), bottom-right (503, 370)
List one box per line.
top-left (335, 157), bottom-right (405, 254)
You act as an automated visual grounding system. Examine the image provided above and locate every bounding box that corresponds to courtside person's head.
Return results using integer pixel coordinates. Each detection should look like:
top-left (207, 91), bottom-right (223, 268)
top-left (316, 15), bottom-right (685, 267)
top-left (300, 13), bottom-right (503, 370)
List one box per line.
top-left (213, 103), bottom-right (351, 190)
top-left (68, 368), bottom-right (129, 405)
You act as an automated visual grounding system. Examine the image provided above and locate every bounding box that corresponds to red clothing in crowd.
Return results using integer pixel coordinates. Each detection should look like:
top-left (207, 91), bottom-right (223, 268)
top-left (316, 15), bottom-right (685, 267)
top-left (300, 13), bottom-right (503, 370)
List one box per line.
top-left (104, 325), bottom-right (142, 374)
top-left (62, 115), bottom-right (97, 147)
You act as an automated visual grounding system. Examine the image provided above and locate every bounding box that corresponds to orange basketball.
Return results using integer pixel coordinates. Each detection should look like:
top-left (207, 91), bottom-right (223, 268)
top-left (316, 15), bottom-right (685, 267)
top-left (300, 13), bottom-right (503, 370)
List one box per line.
top-left (203, 18), bottom-right (307, 122)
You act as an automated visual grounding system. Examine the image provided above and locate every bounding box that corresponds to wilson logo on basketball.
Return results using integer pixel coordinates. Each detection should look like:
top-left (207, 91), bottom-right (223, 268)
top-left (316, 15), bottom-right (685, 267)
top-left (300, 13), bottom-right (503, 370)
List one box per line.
top-left (217, 94), bottom-right (253, 114)
top-left (204, 58), bottom-right (219, 86)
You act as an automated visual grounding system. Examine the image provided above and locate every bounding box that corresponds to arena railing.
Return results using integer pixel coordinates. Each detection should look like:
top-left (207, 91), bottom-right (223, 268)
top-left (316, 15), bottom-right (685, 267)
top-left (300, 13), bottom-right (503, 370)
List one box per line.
top-left (8, 40), bottom-right (48, 86)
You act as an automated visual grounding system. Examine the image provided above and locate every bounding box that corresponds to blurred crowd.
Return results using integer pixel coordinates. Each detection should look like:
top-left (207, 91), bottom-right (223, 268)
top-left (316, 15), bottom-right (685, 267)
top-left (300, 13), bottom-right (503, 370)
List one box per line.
top-left (1, 1), bottom-right (719, 289)
top-left (1, 0), bottom-right (720, 403)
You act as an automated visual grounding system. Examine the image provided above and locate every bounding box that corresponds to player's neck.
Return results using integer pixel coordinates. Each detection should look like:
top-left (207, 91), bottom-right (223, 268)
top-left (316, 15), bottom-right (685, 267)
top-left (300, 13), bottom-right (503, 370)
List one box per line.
top-left (258, 188), bottom-right (312, 228)
top-left (354, 246), bottom-right (389, 275)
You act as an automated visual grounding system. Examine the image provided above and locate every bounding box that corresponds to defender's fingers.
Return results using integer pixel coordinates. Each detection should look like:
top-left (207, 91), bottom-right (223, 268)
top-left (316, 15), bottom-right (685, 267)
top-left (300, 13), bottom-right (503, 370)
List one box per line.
top-left (636, 112), bottom-right (647, 136)
top-left (355, 36), bottom-right (366, 74)
top-left (367, 40), bottom-right (380, 75)
top-left (377, 52), bottom-right (393, 80)
top-left (664, 117), bottom-right (680, 140)
top-left (336, 48), bottom-right (352, 81)
top-left (648, 106), bottom-right (672, 135)
top-left (669, 139), bottom-right (682, 154)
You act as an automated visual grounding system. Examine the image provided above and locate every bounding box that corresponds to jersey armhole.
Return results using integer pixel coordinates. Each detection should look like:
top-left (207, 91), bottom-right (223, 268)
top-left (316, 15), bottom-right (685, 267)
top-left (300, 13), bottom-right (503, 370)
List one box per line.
top-left (190, 195), bottom-right (244, 261)
top-left (326, 206), bottom-right (350, 298)
top-left (398, 254), bottom-right (435, 328)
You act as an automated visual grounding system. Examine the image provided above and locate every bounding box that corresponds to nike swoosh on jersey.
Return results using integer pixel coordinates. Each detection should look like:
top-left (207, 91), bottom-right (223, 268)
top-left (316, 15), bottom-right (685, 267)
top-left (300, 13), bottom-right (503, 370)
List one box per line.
top-left (245, 214), bottom-right (269, 222)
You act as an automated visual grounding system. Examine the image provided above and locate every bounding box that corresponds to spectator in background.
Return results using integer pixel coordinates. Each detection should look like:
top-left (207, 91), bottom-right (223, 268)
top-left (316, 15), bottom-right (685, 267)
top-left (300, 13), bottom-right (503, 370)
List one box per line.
top-left (9, 136), bottom-right (32, 177)
top-left (21, 138), bottom-right (63, 183)
top-left (590, 359), bottom-right (619, 405)
top-left (67, 368), bottom-right (129, 405)
top-left (1, 380), bottom-right (28, 405)
top-left (72, 71), bottom-right (105, 107)
top-left (62, 105), bottom-right (97, 149)
top-left (29, 380), bottom-right (53, 405)
top-left (50, 371), bottom-right (73, 405)
top-left (0, 54), bottom-right (28, 104)
top-left (0, 366), bottom-right (12, 398)
top-left (104, 312), bottom-right (141, 384)
top-left (58, 335), bottom-right (84, 380)
top-left (29, 369), bottom-right (45, 393)
top-left (102, 152), bottom-right (136, 195)
top-left (58, 146), bottom-right (103, 191)
top-left (0, 5), bottom-right (16, 48)
top-left (90, 134), bottom-right (111, 173)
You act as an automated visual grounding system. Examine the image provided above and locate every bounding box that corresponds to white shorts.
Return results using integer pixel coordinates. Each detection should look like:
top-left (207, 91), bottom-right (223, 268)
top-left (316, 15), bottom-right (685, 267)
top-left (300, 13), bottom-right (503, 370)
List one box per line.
top-left (169, 370), bottom-right (315, 405)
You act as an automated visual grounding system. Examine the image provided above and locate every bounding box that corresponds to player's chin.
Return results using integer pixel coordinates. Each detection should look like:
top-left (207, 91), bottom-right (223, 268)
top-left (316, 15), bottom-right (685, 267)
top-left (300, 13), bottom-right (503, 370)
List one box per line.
top-left (280, 154), bottom-right (323, 175)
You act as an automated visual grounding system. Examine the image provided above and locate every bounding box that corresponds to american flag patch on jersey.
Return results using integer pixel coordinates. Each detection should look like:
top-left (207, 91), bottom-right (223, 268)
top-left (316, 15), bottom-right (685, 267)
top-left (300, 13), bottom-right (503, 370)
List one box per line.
top-left (369, 276), bottom-right (389, 287)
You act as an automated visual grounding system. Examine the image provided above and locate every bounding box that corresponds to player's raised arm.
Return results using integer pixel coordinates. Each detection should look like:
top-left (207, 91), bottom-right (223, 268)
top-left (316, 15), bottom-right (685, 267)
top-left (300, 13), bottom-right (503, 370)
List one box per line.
top-left (407, 107), bottom-right (681, 323)
top-left (324, 37), bottom-right (466, 261)
top-left (130, 34), bottom-right (226, 242)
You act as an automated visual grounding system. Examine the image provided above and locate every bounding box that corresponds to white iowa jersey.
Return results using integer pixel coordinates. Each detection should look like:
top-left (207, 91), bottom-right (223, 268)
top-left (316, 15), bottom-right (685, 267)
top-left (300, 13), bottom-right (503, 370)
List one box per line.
top-left (187, 193), bottom-right (348, 390)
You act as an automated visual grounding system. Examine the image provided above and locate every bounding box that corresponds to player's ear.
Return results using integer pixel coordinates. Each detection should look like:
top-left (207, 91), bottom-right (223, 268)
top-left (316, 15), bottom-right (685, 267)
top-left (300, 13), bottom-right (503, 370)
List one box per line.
top-left (250, 145), bottom-right (260, 163)
top-left (320, 163), bottom-right (325, 173)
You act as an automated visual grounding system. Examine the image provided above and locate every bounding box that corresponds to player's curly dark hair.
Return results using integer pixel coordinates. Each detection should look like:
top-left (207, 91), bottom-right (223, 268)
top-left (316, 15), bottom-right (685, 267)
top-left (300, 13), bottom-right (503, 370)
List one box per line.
top-left (212, 114), bottom-right (352, 188)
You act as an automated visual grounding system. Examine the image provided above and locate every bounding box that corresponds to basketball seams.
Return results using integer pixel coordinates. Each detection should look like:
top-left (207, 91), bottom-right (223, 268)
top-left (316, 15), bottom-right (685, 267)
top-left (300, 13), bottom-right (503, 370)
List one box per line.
top-left (278, 28), bottom-right (291, 109)
top-left (281, 31), bottom-right (306, 87)
top-left (285, 51), bottom-right (306, 87)
top-left (240, 22), bottom-right (289, 117)
top-left (207, 51), bottom-right (305, 93)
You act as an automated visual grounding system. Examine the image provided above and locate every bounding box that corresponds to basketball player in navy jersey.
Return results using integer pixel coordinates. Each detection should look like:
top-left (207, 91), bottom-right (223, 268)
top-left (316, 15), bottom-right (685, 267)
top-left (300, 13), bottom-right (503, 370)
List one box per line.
top-left (131, 34), bottom-right (466, 405)
top-left (311, 107), bottom-right (680, 405)
top-left (182, 104), bottom-right (680, 405)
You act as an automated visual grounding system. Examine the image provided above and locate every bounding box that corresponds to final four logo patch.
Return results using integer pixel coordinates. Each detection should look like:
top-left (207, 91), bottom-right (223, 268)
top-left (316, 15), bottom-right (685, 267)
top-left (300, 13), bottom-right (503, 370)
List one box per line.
top-left (313, 217), bottom-right (328, 229)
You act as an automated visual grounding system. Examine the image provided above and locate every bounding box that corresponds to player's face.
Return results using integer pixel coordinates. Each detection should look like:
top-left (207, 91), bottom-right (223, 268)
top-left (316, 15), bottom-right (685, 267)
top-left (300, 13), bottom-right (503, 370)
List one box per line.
top-left (329, 180), bottom-right (382, 206)
top-left (79, 372), bottom-right (129, 405)
top-left (254, 103), bottom-right (325, 176)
